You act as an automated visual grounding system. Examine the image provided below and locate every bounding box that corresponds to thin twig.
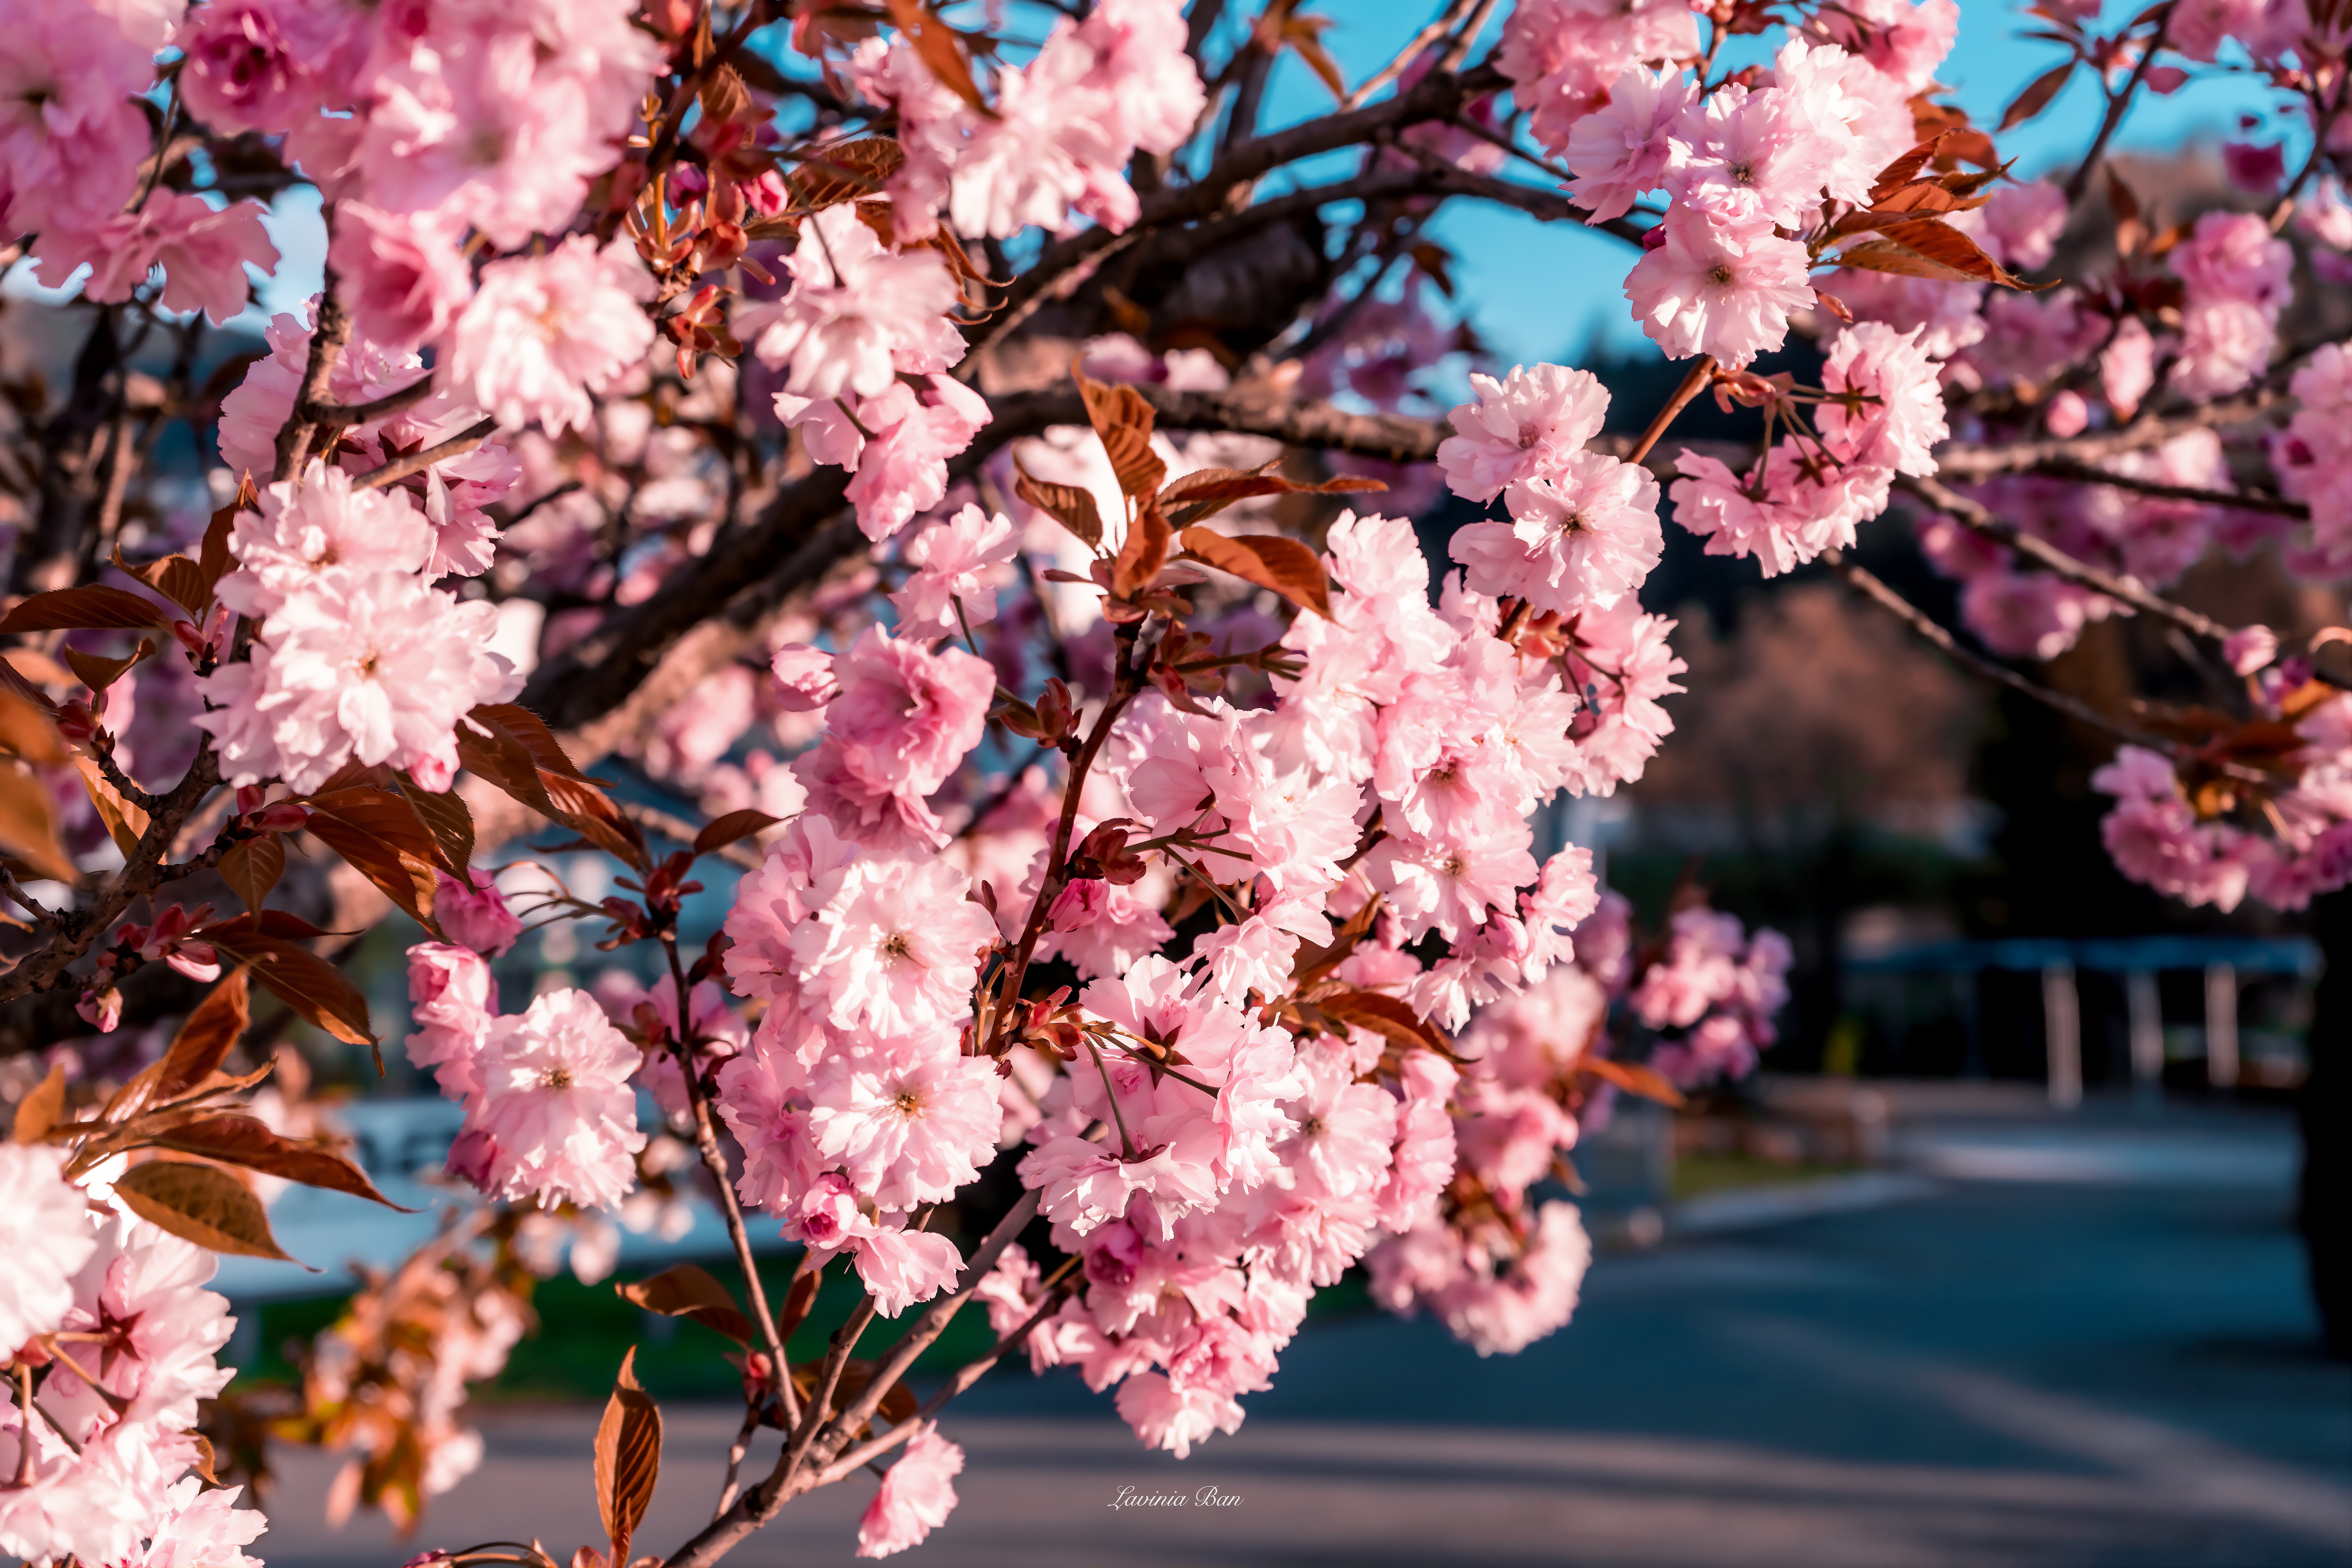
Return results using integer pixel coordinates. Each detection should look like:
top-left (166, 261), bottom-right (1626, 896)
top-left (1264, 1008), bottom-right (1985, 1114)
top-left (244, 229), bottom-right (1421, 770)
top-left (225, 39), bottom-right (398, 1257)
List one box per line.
top-left (1344, 0), bottom-right (1477, 109)
top-left (1627, 358), bottom-right (1717, 467)
top-left (2063, 2), bottom-right (2176, 204)
top-left (350, 419), bottom-right (498, 492)
top-left (1900, 474), bottom-right (2239, 642)
top-left (1824, 550), bottom-right (2160, 746)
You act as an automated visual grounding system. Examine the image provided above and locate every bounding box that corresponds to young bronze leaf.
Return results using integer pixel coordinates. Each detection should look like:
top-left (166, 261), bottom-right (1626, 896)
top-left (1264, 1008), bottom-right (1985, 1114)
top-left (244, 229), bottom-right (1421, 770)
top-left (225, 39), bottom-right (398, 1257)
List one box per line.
top-left (13, 1060), bottom-right (66, 1143)
top-left (1, 760), bottom-right (78, 882)
top-left (156, 969), bottom-right (250, 1100)
top-left (219, 834), bottom-right (286, 915)
top-left (113, 1159), bottom-right (299, 1262)
top-left (196, 485), bottom-right (247, 609)
top-left (473, 703), bottom-right (598, 781)
top-left (1175, 527), bottom-right (1333, 620)
top-left (1318, 989), bottom-right (1450, 1054)
top-left (788, 136), bottom-right (906, 212)
top-left (111, 544), bottom-right (209, 617)
top-left (1999, 60), bottom-right (2075, 130)
top-left (1013, 455), bottom-right (1105, 550)
top-left (1075, 371), bottom-right (1167, 500)
top-left (397, 773), bottom-right (476, 876)
top-left (618, 1263), bottom-right (755, 1343)
top-left (144, 1114), bottom-right (407, 1208)
top-left (693, 809), bottom-right (780, 857)
top-left (73, 754), bottom-right (151, 860)
top-left (63, 638), bottom-right (154, 695)
top-left (881, 0), bottom-right (993, 116)
top-left (1867, 136), bottom-right (1946, 203)
top-left (593, 1347), bottom-right (662, 1567)
top-left (0, 688), bottom-right (64, 765)
top-left (1111, 493), bottom-right (1174, 602)
top-left (305, 786), bottom-right (443, 931)
top-left (0, 585), bottom-right (176, 635)
top-left (778, 1265), bottom-right (820, 1340)
top-left (198, 922), bottom-right (377, 1053)
top-left (1581, 1054), bottom-right (1689, 1109)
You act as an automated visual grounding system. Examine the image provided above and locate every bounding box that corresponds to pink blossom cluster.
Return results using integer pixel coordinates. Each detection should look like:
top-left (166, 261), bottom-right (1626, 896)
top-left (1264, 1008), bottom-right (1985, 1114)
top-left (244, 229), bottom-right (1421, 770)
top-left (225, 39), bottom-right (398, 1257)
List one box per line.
top-left (406, 944), bottom-right (650, 1211)
top-left (1, 1143), bottom-right (241, 1565)
top-left (750, 205), bottom-right (993, 543)
top-left (2272, 343), bottom-right (2352, 575)
top-left (1672, 321), bottom-right (1950, 576)
top-left (2167, 211), bottom-right (2295, 400)
top-left (851, 0), bottom-right (1203, 241)
top-left (1632, 907), bottom-right (1795, 1087)
top-left (1568, 34), bottom-right (1944, 367)
top-left (195, 449), bottom-right (523, 793)
top-left (2092, 666), bottom-right (2352, 911)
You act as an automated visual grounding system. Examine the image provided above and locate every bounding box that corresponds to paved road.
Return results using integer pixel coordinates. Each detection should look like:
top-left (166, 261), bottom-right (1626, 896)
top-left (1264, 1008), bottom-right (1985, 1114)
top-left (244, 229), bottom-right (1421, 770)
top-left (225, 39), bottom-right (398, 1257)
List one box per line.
top-left (255, 1100), bottom-right (2352, 1568)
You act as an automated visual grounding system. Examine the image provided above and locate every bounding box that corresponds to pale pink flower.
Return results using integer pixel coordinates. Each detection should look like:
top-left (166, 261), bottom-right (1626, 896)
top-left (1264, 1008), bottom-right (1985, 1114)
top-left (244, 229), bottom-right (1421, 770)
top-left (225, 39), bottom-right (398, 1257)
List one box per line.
top-left (1671, 82), bottom-right (1837, 230)
top-left (792, 626), bottom-right (995, 843)
top-left (330, 203), bottom-right (475, 354)
top-left (407, 940), bottom-right (496, 1103)
top-left (1366, 829), bottom-right (1539, 945)
top-left (1814, 0), bottom-right (1960, 96)
top-left (789, 857), bottom-right (997, 1035)
top-left (1451, 453), bottom-right (1662, 616)
top-left (0, 1142), bottom-right (96, 1358)
top-left (1815, 321), bottom-right (1947, 476)
top-left (2102, 317), bottom-right (2158, 419)
top-left (436, 869), bottom-right (522, 956)
top-left (440, 236), bottom-right (655, 436)
top-left (1982, 180), bottom-right (2069, 272)
top-left (805, 1032), bottom-right (1005, 1209)
top-left (843, 377), bottom-right (994, 542)
top-left (0, 0), bottom-right (154, 237)
top-left (1959, 570), bottom-right (2108, 661)
top-left (891, 504), bottom-right (1021, 637)
top-left (50, 1214), bottom-right (236, 1441)
top-left (770, 643), bottom-right (841, 713)
top-left (464, 988), bottom-right (648, 1210)
top-left (857, 1423), bottom-right (963, 1558)
top-left (1564, 65), bottom-right (1696, 224)
top-left (1436, 363), bottom-right (1612, 503)
top-left (34, 192), bottom-right (278, 324)
top-left (121, 1477), bottom-right (268, 1568)
top-left (744, 205), bottom-right (963, 401)
top-left (2225, 624), bottom-right (2280, 675)
top-left (1623, 205), bottom-right (1815, 366)
top-left (174, 0), bottom-right (347, 136)
top-left (1115, 1370), bottom-right (1245, 1458)
top-left (216, 462), bottom-right (432, 619)
top-left (1077, 0), bottom-right (1205, 158)
top-left (1499, 0), bottom-right (1700, 155)
top-left (195, 570), bottom-right (521, 793)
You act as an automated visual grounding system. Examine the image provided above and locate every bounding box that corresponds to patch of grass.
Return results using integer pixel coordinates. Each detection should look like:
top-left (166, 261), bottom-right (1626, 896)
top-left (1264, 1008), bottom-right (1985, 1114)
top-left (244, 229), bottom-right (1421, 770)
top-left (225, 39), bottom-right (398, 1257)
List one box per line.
top-left (1670, 1149), bottom-right (1856, 1202)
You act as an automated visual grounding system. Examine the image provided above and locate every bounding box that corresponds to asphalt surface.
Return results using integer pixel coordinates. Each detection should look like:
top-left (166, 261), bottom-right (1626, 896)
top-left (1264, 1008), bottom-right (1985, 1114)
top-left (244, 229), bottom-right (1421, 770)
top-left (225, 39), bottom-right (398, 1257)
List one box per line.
top-left (250, 1098), bottom-right (2352, 1568)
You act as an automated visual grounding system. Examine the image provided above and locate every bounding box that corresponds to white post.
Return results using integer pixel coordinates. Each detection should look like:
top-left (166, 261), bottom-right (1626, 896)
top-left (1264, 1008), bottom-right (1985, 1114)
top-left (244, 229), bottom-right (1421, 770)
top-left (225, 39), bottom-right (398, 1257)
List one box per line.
top-left (2205, 962), bottom-right (2239, 1089)
top-left (2127, 969), bottom-right (2164, 1108)
top-left (2043, 962), bottom-right (2082, 1111)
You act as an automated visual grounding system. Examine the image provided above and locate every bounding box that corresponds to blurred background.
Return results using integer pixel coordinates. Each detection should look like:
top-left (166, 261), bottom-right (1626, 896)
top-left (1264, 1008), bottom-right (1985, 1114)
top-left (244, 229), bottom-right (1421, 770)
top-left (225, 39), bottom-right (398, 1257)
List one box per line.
top-left (4, 1), bottom-right (2348, 1564)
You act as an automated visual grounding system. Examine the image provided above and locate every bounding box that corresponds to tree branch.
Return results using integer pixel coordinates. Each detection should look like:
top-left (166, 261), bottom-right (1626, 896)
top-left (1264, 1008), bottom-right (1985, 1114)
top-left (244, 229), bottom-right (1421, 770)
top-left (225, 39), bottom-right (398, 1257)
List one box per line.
top-left (1823, 550), bottom-right (2161, 747)
top-left (1900, 474), bottom-right (2239, 642)
top-left (1933, 389), bottom-right (2285, 479)
top-left (2021, 457), bottom-right (2307, 519)
top-left (349, 419), bottom-right (499, 492)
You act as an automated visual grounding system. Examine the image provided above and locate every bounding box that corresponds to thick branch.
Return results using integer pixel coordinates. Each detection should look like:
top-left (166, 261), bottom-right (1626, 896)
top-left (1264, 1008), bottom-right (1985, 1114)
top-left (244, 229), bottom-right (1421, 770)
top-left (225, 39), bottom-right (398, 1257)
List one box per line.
top-left (271, 275), bottom-right (351, 481)
top-left (2021, 457), bottom-right (2307, 520)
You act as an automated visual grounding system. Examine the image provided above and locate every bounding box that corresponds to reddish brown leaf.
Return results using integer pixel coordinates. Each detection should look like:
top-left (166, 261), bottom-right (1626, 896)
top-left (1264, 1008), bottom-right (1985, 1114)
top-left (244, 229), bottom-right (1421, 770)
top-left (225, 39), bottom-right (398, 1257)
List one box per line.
top-left (64, 639), bottom-right (155, 696)
top-left (693, 809), bottom-right (780, 857)
top-left (593, 1347), bottom-right (662, 1567)
top-left (0, 759), bottom-right (77, 882)
top-left (2000, 60), bottom-right (2076, 130)
top-left (787, 136), bottom-right (906, 212)
top-left (1075, 370), bottom-right (1167, 501)
top-left (1868, 138), bottom-right (1946, 203)
top-left (778, 1267), bottom-right (820, 1340)
top-left (197, 485), bottom-right (247, 608)
top-left (0, 585), bottom-right (176, 635)
top-left (198, 921), bottom-right (376, 1054)
top-left (1318, 989), bottom-right (1450, 1054)
top-left (113, 1159), bottom-right (298, 1262)
top-left (396, 774), bottom-right (476, 877)
top-left (1581, 1055), bottom-right (1688, 1109)
top-left (881, 0), bottom-right (993, 116)
top-left (13, 1061), bottom-right (65, 1143)
top-left (111, 544), bottom-right (209, 617)
top-left (1014, 455), bottom-right (1105, 550)
top-left (0, 689), bottom-right (63, 765)
top-left (72, 755), bottom-right (150, 860)
top-left (1838, 217), bottom-right (2045, 290)
top-left (1176, 527), bottom-right (1333, 619)
top-left (1111, 494), bottom-right (1173, 603)
top-left (156, 970), bottom-right (250, 1100)
top-left (143, 1113), bottom-right (405, 1207)
top-left (305, 785), bottom-right (443, 932)
top-left (618, 1264), bottom-right (755, 1343)
top-left (219, 833), bottom-right (287, 914)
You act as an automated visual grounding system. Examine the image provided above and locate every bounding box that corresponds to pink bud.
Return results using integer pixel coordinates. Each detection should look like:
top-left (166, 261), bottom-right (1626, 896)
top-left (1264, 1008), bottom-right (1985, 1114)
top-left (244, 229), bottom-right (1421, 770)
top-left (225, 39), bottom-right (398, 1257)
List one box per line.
top-left (1048, 878), bottom-right (1110, 933)
top-left (256, 801), bottom-right (312, 832)
top-left (76, 986), bottom-right (123, 1033)
top-left (2043, 390), bottom-right (2090, 438)
top-left (236, 785), bottom-right (266, 816)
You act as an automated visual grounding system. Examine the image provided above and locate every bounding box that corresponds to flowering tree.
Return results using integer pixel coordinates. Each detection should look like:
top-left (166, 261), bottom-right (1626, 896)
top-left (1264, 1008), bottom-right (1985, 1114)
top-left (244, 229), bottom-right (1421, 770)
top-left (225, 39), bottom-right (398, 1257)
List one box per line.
top-left (0, 0), bottom-right (2345, 1560)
